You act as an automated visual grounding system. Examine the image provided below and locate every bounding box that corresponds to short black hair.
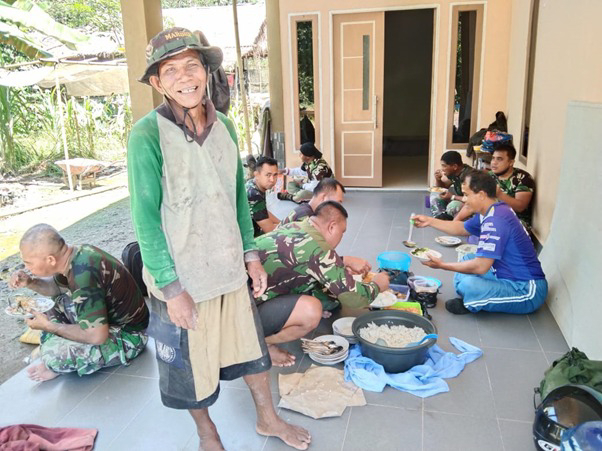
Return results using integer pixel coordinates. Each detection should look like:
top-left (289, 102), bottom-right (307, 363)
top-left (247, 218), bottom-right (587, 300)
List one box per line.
top-left (255, 156), bottom-right (278, 171)
top-left (441, 150), bottom-right (463, 166)
top-left (465, 170), bottom-right (497, 198)
top-left (313, 178), bottom-right (345, 197)
top-left (493, 142), bottom-right (517, 160)
top-left (313, 201), bottom-right (348, 221)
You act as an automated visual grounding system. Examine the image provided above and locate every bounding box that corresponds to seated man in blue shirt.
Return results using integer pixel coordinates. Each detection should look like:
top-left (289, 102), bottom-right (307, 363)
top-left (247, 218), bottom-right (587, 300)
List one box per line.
top-left (412, 170), bottom-right (547, 315)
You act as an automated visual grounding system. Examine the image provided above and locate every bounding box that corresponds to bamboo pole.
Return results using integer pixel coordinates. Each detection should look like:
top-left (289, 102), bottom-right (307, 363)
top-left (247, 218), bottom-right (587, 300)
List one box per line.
top-left (55, 71), bottom-right (73, 191)
top-left (232, 0), bottom-right (253, 155)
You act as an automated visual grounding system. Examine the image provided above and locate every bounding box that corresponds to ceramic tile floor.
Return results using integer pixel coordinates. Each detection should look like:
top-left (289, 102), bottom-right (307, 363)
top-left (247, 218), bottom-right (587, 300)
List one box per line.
top-left (0, 191), bottom-right (568, 450)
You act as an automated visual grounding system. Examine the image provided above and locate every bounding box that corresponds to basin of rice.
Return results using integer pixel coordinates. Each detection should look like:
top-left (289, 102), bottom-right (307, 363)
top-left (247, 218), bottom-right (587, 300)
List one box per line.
top-left (358, 322), bottom-right (426, 348)
top-left (352, 310), bottom-right (437, 373)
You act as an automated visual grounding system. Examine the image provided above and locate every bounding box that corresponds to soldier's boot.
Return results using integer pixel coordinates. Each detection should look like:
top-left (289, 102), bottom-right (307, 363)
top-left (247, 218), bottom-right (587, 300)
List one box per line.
top-left (277, 192), bottom-right (299, 203)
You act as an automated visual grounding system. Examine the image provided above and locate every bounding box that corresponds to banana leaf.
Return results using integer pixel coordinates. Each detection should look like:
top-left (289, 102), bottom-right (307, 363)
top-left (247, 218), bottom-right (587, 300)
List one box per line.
top-left (0, 0), bottom-right (89, 52)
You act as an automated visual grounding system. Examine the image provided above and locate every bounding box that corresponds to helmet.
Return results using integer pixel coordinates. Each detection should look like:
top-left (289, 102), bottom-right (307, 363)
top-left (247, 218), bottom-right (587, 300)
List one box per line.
top-left (533, 384), bottom-right (602, 451)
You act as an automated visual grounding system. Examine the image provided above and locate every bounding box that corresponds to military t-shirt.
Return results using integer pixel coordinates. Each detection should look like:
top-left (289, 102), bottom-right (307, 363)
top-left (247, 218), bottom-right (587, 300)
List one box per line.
top-left (52, 245), bottom-right (148, 332)
top-left (280, 203), bottom-right (314, 226)
top-left (256, 219), bottom-right (379, 308)
top-left (489, 168), bottom-right (535, 227)
top-left (448, 164), bottom-right (472, 196)
top-left (302, 158), bottom-right (333, 182)
top-left (246, 178), bottom-right (268, 237)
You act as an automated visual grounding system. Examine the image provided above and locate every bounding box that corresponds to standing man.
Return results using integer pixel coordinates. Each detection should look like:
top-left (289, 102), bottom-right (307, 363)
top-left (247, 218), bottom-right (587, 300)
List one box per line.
top-left (430, 151), bottom-right (472, 220)
top-left (413, 171), bottom-right (547, 315)
top-left (9, 224), bottom-right (148, 382)
top-left (128, 28), bottom-right (310, 450)
top-left (280, 177), bottom-right (345, 226)
top-left (246, 156), bottom-right (280, 237)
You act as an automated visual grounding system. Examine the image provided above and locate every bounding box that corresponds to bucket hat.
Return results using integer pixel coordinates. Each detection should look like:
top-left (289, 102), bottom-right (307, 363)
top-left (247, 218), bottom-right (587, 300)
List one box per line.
top-left (139, 27), bottom-right (223, 85)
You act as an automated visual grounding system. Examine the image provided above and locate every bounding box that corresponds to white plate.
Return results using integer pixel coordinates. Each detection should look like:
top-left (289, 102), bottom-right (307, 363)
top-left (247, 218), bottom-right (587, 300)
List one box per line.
top-left (309, 335), bottom-right (349, 355)
top-left (429, 186), bottom-right (447, 194)
top-left (309, 352), bottom-right (349, 365)
top-left (370, 291), bottom-right (398, 308)
top-left (332, 317), bottom-right (355, 336)
top-left (5, 296), bottom-right (54, 319)
top-left (435, 236), bottom-right (462, 247)
top-left (410, 248), bottom-right (443, 261)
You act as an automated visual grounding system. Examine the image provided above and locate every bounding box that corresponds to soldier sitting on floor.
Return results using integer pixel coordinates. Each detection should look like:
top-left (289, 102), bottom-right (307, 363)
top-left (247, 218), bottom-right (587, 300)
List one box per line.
top-left (9, 224), bottom-right (149, 382)
top-left (255, 202), bottom-right (389, 367)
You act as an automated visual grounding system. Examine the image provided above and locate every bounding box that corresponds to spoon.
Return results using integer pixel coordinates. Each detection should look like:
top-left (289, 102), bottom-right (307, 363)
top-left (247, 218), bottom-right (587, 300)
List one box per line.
top-left (405, 334), bottom-right (438, 348)
top-left (402, 213), bottom-right (416, 248)
top-left (375, 338), bottom-right (388, 346)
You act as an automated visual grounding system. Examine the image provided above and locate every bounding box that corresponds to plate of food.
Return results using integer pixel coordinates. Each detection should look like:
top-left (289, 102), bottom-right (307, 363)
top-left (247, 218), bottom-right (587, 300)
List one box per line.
top-left (435, 236), bottom-right (462, 247)
top-left (410, 247), bottom-right (442, 261)
top-left (5, 295), bottom-right (54, 319)
top-left (429, 186), bottom-right (447, 194)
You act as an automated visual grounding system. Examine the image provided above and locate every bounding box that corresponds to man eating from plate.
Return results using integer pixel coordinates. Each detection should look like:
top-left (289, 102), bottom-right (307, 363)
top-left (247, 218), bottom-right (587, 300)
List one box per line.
top-left (255, 201), bottom-right (389, 366)
top-left (9, 224), bottom-right (149, 382)
top-left (412, 171), bottom-right (547, 315)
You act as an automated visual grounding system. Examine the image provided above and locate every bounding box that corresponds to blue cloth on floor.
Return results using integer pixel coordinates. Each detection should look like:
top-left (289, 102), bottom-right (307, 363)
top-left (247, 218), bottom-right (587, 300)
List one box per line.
top-left (343, 337), bottom-right (483, 398)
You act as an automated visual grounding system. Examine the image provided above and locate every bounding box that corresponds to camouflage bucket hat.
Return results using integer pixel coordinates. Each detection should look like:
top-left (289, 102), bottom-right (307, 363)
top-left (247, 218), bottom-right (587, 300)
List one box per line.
top-left (139, 27), bottom-right (223, 85)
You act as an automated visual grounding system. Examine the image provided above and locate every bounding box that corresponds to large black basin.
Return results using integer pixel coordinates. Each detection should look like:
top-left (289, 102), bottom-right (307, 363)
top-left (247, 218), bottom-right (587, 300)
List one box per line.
top-left (352, 310), bottom-right (437, 373)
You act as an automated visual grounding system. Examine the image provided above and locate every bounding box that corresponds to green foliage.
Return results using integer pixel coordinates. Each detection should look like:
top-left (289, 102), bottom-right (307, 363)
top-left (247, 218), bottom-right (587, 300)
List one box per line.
top-left (39, 0), bottom-right (122, 36)
top-left (161, 0), bottom-right (259, 7)
top-left (296, 21), bottom-right (314, 109)
top-left (228, 97), bottom-right (260, 155)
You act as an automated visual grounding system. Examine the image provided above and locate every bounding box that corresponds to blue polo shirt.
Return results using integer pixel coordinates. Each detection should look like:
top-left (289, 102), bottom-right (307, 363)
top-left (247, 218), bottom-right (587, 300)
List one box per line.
top-left (464, 202), bottom-right (545, 281)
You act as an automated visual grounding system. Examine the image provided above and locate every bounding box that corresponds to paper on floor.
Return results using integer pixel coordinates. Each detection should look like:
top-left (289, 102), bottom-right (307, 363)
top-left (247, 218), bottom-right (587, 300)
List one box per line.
top-left (278, 365), bottom-right (365, 419)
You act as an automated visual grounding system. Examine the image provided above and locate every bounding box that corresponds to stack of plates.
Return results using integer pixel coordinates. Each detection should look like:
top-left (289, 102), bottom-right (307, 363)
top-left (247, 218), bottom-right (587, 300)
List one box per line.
top-left (307, 335), bottom-right (350, 365)
top-left (332, 317), bottom-right (358, 344)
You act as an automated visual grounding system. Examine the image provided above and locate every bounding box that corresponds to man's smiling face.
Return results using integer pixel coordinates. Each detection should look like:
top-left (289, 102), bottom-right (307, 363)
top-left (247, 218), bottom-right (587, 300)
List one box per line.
top-left (151, 49), bottom-right (207, 108)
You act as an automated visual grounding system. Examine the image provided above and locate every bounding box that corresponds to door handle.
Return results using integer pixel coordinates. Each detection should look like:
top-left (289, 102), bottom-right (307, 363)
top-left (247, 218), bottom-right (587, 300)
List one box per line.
top-left (372, 95), bottom-right (378, 129)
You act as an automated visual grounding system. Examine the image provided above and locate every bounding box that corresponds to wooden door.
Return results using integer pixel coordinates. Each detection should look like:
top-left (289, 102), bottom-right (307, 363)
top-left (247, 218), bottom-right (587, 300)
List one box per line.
top-left (333, 12), bottom-right (384, 187)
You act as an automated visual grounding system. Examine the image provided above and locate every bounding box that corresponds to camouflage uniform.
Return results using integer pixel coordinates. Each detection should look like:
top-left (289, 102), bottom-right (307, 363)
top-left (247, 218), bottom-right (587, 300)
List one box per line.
top-left (256, 218), bottom-right (380, 309)
top-left (279, 203), bottom-right (314, 226)
top-left (287, 158), bottom-right (333, 202)
top-left (430, 163), bottom-right (472, 218)
top-left (40, 245), bottom-right (149, 376)
top-left (490, 167), bottom-right (535, 229)
top-left (246, 178), bottom-right (269, 237)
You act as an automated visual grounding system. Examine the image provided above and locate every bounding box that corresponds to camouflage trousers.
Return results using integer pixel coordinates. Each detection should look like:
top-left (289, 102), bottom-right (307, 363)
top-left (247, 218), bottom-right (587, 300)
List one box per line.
top-left (40, 326), bottom-right (148, 376)
top-left (430, 193), bottom-right (464, 218)
top-left (286, 181), bottom-right (313, 202)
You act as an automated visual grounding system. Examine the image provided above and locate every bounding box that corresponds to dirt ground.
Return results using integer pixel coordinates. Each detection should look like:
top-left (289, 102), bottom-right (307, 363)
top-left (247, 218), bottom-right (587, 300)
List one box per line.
top-left (0, 168), bottom-right (135, 384)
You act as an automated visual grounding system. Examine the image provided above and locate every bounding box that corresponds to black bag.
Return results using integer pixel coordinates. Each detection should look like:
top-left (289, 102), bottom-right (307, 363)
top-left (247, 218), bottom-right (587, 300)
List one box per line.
top-left (194, 30), bottom-right (230, 115)
top-left (121, 241), bottom-right (147, 296)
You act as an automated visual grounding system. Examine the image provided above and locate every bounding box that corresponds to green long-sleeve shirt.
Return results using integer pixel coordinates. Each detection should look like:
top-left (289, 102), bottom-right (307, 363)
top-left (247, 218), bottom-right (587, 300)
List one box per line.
top-left (127, 100), bottom-right (256, 301)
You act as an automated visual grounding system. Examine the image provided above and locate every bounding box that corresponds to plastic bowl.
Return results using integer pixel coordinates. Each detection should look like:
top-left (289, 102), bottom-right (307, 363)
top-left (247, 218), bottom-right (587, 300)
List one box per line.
top-left (377, 251), bottom-right (411, 271)
top-left (352, 310), bottom-right (437, 373)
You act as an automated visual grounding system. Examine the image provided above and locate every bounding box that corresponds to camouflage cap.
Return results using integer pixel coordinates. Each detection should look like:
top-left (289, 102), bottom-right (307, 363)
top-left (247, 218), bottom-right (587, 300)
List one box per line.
top-left (139, 27), bottom-right (223, 85)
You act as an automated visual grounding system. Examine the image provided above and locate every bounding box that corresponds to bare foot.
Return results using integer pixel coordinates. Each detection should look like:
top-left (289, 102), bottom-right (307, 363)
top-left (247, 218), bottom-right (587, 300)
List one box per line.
top-left (27, 363), bottom-right (60, 382)
top-left (257, 417), bottom-right (311, 450)
top-left (198, 433), bottom-right (224, 451)
top-left (268, 344), bottom-right (296, 367)
top-left (322, 310), bottom-right (332, 319)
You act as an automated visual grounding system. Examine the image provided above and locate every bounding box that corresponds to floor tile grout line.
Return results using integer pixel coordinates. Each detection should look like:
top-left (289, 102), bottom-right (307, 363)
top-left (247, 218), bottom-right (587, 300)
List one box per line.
top-left (52, 372), bottom-right (113, 426)
top-left (527, 315), bottom-right (551, 365)
top-left (366, 402), bottom-right (421, 411)
top-left (106, 395), bottom-right (154, 448)
top-left (349, 208), bottom-right (369, 251)
top-left (421, 398), bottom-right (424, 451)
top-left (340, 407), bottom-right (353, 451)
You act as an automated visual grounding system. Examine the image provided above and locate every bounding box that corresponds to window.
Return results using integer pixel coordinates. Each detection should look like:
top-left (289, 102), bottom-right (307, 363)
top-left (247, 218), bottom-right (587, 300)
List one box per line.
top-left (447, 5), bottom-right (483, 147)
top-left (291, 15), bottom-right (320, 150)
